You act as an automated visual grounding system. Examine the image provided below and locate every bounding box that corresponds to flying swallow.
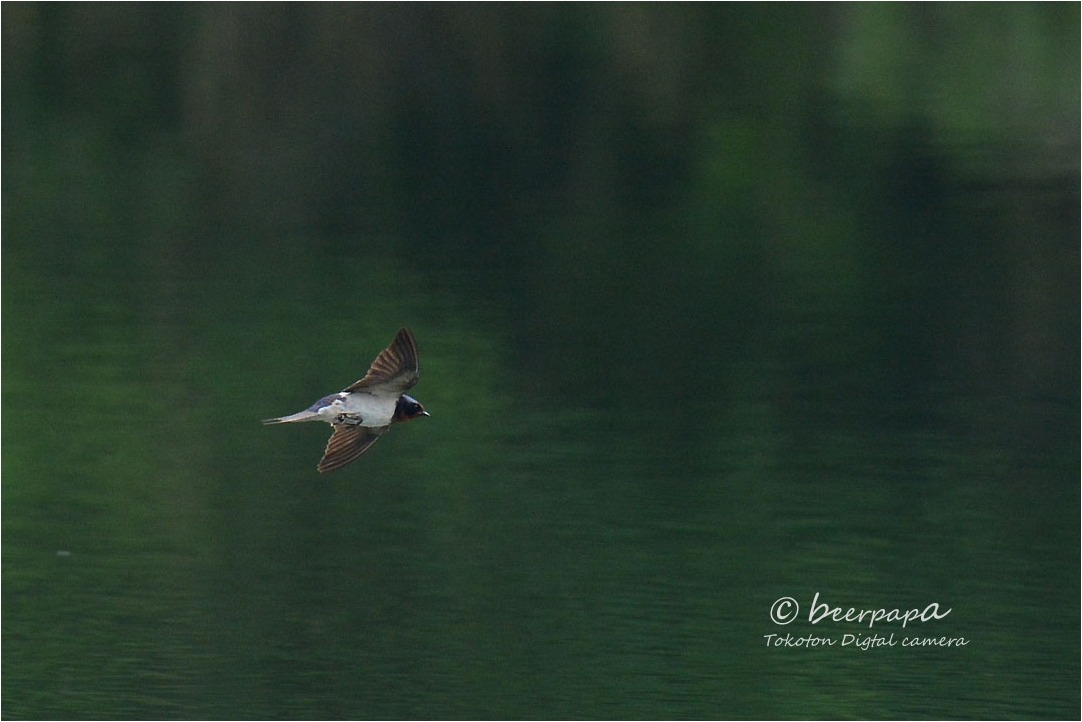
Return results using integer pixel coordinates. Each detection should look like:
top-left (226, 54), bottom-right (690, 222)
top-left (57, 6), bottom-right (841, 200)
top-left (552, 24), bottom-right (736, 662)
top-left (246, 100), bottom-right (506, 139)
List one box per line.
top-left (263, 327), bottom-right (429, 472)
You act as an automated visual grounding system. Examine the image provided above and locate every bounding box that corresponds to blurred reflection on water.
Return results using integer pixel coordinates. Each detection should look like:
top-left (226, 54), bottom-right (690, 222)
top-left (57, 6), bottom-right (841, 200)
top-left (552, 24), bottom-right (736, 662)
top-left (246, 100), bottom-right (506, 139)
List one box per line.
top-left (3, 4), bottom-right (1078, 719)
top-left (4, 245), bottom-right (1076, 718)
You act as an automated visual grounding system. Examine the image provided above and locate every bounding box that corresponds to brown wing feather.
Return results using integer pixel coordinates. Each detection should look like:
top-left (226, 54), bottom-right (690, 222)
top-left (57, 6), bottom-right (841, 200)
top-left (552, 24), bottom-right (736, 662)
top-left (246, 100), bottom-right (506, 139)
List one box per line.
top-left (317, 425), bottom-right (384, 473)
top-left (346, 328), bottom-right (420, 393)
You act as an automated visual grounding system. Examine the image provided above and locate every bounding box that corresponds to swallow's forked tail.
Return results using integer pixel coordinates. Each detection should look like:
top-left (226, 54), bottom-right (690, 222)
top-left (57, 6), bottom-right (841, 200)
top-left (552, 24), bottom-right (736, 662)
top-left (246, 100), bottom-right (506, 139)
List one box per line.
top-left (262, 409), bottom-right (322, 425)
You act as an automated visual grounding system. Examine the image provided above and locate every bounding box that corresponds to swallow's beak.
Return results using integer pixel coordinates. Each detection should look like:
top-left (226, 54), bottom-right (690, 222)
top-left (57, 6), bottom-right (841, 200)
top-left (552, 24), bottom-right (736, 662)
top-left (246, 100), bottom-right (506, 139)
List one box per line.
top-left (421, 410), bottom-right (431, 417)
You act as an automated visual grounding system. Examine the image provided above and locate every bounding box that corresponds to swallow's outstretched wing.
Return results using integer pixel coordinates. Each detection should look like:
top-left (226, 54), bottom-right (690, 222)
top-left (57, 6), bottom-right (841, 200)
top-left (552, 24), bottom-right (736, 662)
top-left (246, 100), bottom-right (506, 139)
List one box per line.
top-left (317, 425), bottom-right (384, 473)
top-left (345, 327), bottom-right (420, 397)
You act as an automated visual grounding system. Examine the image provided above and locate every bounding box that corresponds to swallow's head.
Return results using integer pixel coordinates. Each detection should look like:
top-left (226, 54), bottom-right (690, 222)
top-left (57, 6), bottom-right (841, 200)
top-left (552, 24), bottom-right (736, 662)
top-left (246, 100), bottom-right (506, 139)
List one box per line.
top-left (393, 394), bottom-right (430, 424)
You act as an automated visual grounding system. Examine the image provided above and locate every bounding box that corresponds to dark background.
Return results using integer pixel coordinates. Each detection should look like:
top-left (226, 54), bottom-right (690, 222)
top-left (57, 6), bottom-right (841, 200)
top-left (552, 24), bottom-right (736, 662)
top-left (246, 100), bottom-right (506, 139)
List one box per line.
top-left (3, 4), bottom-right (1079, 719)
